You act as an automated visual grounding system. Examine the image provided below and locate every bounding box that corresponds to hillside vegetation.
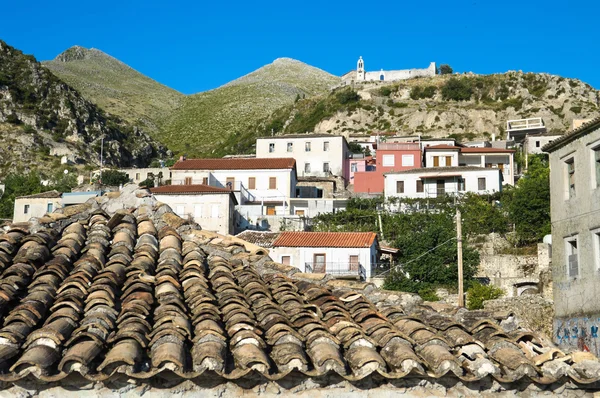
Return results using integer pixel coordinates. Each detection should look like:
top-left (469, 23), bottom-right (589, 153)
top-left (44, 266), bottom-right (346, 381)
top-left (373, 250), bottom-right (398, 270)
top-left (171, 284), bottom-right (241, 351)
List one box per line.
top-left (234, 72), bottom-right (599, 153)
top-left (160, 58), bottom-right (339, 157)
top-left (0, 40), bottom-right (167, 176)
top-left (44, 46), bottom-right (183, 134)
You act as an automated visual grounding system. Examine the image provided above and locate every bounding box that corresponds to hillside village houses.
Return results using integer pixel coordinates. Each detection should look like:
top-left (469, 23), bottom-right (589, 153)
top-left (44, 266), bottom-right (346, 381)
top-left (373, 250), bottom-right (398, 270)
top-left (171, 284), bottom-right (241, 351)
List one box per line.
top-left (542, 117), bottom-right (600, 356)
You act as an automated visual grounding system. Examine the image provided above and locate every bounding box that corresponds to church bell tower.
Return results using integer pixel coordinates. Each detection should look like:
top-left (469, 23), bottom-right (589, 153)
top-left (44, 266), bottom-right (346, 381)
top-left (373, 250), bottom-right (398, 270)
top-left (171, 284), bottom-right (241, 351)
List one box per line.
top-left (357, 56), bottom-right (365, 81)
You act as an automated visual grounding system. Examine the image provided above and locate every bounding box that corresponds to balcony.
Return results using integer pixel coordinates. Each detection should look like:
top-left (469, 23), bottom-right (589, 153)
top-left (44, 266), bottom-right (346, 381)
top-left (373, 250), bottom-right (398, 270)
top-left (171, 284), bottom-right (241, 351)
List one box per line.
top-left (305, 262), bottom-right (366, 280)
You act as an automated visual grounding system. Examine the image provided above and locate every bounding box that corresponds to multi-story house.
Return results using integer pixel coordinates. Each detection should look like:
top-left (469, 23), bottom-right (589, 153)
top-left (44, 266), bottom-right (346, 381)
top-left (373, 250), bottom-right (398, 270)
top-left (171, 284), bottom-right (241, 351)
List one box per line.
top-left (543, 118), bottom-right (600, 356)
top-left (256, 135), bottom-right (350, 181)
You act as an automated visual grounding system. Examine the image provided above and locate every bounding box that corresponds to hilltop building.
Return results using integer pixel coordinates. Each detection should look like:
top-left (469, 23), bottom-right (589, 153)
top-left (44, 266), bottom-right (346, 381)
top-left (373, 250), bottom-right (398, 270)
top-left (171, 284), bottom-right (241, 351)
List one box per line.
top-left (342, 57), bottom-right (436, 83)
top-left (543, 117), bottom-right (600, 356)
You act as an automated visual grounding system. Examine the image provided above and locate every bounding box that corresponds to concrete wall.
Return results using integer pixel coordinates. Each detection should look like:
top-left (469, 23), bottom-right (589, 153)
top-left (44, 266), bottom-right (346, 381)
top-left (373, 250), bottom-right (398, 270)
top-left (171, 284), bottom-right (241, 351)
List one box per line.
top-left (359, 62), bottom-right (436, 82)
top-left (13, 197), bottom-right (62, 223)
top-left (347, 159), bottom-right (366, 185)
top-left (459, 153), bottom-right (514, 185)
top-left (384, 168), bottom-right (502, 201)
top-left (121, 167), bottom-right (171, 184)
top-left (353, 146), bottom-right (422, 194)
top-left (153, 193), bottom-right (234, 235)
top-left (525, 135), bottom-right (562, 155)
top-left (256, 136), bottom-right (348, 180)
top-left (425, 150), bottom-right (459, 167)
top-left (549, 125), bottom-right (600, 355)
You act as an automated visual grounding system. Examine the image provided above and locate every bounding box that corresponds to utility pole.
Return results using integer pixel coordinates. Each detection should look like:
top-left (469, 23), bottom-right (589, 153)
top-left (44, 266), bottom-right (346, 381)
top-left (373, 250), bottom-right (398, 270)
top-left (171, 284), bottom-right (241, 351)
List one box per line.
top-left (99, 137), bottom-right (104, 184)
top-left (456, 210), bottom-right (464, 307)
top-left (377, 210), bottom-right (385, 241)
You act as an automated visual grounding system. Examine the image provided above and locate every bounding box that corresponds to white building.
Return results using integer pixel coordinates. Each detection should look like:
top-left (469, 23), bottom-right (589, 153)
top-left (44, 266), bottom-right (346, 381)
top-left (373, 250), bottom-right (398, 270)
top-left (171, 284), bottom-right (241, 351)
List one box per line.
top-left (524, 135), bottom-right (562, 155)
top-left (384, 167), bottom-right (503, 201)
top-left (13, 191), bottom-right (62, 222)
top-left (150, 184), bottom-right (237, 236)
top-left (343, 57), bottom-right (436, 83)
top-left (269, 231), bottom-right (379, 280)
top-left (256, 135), bottom-right (349, 181)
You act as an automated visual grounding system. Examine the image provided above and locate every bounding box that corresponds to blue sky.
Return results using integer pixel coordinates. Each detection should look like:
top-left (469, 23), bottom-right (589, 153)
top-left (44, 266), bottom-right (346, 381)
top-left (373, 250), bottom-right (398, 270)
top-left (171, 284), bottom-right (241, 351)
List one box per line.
top-left (2, 0), bottom-right (597, 94)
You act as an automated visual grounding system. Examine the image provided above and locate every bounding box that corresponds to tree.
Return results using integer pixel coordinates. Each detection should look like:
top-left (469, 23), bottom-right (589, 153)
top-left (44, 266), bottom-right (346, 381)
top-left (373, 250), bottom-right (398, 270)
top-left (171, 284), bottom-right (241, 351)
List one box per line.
top-left (504, 154), bottom-right (550, 244)
top-left (438, 64), bottom-right (453, 75)
top-left (99, 170), bottom-right (129, 186)
top-left (139, 178), bottom-right (154, 188)
top-left (441, 78), bottom-right (473, 101)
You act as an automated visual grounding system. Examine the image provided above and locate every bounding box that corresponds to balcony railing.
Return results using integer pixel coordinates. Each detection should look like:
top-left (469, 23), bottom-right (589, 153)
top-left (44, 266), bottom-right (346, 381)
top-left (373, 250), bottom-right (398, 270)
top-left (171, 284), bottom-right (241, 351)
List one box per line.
top-left (305, 262), bottom-right (366, 280)
top-left (506, 117), bottom-right (545, 132)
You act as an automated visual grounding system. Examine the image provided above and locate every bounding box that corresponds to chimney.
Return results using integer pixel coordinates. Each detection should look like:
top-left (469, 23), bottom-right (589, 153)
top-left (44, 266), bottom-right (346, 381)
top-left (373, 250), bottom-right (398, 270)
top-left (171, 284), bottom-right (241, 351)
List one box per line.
top-left (491, 133), bottom-right (496, 142)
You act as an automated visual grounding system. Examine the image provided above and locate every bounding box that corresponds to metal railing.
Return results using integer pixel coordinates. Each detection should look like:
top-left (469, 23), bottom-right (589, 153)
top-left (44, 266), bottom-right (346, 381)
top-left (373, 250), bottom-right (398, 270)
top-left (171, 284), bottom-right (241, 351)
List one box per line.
top-left (305, 262), bottom-right (366, 280)
top-left (506, 117), bottom-right (544, 132)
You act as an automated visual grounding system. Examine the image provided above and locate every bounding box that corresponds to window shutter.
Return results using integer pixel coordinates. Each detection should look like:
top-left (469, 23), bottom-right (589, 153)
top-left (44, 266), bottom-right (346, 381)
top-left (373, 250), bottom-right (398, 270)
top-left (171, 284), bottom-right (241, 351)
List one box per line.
top-left (569, 254), bottom-right (579, 278)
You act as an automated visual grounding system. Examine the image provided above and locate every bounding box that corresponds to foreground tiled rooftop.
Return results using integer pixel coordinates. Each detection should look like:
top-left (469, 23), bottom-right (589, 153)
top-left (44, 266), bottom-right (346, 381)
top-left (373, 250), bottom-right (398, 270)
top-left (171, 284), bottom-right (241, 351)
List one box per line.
top-left (0, 185), bottom-right (598, 389)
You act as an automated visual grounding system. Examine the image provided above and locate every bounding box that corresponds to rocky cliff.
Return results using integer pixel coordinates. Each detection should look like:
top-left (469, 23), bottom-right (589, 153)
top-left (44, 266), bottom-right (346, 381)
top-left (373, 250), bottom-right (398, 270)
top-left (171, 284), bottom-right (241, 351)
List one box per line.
top-left (0, 40), bottom-right (167, 174)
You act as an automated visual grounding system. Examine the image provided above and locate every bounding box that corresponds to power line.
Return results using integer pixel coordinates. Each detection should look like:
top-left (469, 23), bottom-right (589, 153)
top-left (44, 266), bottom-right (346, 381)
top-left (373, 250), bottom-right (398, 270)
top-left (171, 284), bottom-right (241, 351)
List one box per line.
top-left (377, 236), bottom-right (457, 277)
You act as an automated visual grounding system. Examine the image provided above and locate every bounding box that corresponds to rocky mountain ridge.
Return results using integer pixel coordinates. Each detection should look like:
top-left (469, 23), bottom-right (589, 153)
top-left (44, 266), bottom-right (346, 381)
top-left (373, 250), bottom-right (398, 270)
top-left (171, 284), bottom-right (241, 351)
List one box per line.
top-left (0, 40), bottom-right (168, 175)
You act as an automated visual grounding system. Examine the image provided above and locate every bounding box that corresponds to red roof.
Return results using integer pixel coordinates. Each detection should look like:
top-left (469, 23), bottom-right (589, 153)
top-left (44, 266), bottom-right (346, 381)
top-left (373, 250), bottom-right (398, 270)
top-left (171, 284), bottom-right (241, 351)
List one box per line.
top-left (272, 232), bottom-right (377, 248)
top-left (424, 145), bottom-right (462, 150)
top-left (460, 147), bottom-right (515, 153)
top-left (150, 184), bottom-right (233, 194)
top-left (171, 158), bottom-right (296, 170)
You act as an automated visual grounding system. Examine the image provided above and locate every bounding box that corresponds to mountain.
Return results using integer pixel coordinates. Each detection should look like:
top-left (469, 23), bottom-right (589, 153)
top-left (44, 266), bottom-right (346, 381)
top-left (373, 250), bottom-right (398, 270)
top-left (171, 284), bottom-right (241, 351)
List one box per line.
top-left (43, 46), bottom-right (183, 134)
top-left (0, 40), bottom-right (167, 175)
top-left (245, 72), bottom-right (600, 145)
top-left (159, 58), bottom-right (340, 157)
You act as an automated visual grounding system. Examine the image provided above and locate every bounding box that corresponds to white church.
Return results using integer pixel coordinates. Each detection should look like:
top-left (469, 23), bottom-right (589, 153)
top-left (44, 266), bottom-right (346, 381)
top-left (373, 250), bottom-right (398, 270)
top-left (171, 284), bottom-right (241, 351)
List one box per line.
top-left (342, 56), bottom-right (436, 83)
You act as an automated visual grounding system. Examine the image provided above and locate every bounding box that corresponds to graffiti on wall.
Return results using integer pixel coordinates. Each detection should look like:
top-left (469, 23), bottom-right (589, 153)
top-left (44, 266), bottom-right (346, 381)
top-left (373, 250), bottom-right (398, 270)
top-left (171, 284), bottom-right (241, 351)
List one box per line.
top-left (554, 317), bottom-right (600, 356)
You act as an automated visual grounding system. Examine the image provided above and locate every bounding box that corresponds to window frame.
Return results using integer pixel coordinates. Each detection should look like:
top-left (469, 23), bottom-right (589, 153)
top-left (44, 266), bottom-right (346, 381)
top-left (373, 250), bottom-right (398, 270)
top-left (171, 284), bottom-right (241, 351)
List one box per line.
top-left (323, 162), bottom-right (330, 173)
top-left (351, 163), bottom-right (357, 172)
top-left (305, 142), bottom-right (311, 152)
top-left (47, 202), bottom-right (53, 213)
top-left (269, 177), bottom-right (277, 190)
top-left (478, 177), bottom-right (486, 191)
top-left (433, 156), bottom-right (440, 167)
top-left (248, 177), bottom-right (256, 190)
top-left (592, 145), bottom-right (600, 189)
top-left (458, 177), bottom-right (466, 192)
top-left (402, 154), bottom-right (414, 167)
top-left (382, 154), bottom-right (395, 167)
top-left (24, 204), bottom-right (29, 214)
top-left (268, 142), bottom-right (275, 153)
top-left (396, 180), bottom-right (404, 194)
top-left (565, 235), bottom-right (579, 279)
top-left (323, 141), bottom-right (330, 151)
top-left (565, 157), bottom-right (575, 199)
top-left (416, 180), bottom-right (424, 193)
top-left (304, 163), bottom-right (311, 173)
top-left (592, 228), bottom-right (600, 271)
top-left (287, 142), bottom-right (293, 152)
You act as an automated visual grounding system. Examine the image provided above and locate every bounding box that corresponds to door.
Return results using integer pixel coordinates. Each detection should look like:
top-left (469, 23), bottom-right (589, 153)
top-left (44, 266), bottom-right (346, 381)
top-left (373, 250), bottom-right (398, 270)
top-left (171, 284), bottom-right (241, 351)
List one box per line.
top-left (314, 254), bottom-right (326, 273)
top-left (266, 206), bottom-right (276, 215)
top-left (184, 177), bottom-right (192, 185)
top-left (436, 179), bottom-right (445, 197)
top-left (433, 156), bottom-right (439, 167)
top-left (349, 255), bottom-right (359, 271)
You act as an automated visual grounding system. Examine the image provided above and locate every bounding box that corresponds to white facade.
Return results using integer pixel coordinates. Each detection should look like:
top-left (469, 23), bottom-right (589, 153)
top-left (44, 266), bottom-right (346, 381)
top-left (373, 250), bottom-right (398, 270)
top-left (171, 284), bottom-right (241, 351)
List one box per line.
top-left (270, 245), bottom-right (378, 279)
top-left (424, 148), bottom-right (460, 168)
top-left (256, 135), bottom-right (349, 180)
top-left (384, 167), bottom-right (503, 201)
top-left (13, 194), bottom-right (62, 223)
top-left (524, 135), bottom-right (561, 155)
top-left (352, 56), bottom-right (436, 82)
top-left (153, 193), bottom-right (235, 235)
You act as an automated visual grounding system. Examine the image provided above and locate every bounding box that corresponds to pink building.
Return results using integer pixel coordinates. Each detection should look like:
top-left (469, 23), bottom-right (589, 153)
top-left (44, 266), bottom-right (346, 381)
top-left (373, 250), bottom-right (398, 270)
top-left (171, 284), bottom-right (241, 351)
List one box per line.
top-left (347, 157), bottom-right (368, 186)
top-left (354, 143), bottom-right (422, 193)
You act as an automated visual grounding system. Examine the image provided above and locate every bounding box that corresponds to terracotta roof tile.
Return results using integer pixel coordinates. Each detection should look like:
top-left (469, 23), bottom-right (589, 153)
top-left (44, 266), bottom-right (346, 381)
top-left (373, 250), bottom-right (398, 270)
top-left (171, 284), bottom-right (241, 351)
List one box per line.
top-left (150, 184), bottom-right (233, 195)
top-left (272, 232), bottom-right (377, 248)
top-left (171, 158), bottom-right (296, 170)
top-left (460, 147), bottom-right (515, 153)
top-left (234, 231), bottom-right (280, 248)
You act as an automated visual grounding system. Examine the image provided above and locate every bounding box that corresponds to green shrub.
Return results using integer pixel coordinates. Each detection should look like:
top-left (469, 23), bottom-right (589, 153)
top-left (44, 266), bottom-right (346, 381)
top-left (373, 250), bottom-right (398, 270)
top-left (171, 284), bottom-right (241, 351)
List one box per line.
top-left (467, 282), bottom-right (504, 310)
top-left (441, 78), bottom-right (473, 101)
top-left (570, 106), bottom-right (582, 114)
top-left (139, 178), bottom-right (154, 188)
top-left (410, 85), bottom-right (437, 100)
top-left (379, 86), bottom-right (393, 97)
top-left (335, 89), bottom-right (360, 104)
top-left (98, 169), bottom-right (129, 186)
top-left (5, 113), bottom-right (20, 124)
top-left (418, 287), bottom-right (440, 302)
top-left (438, 64), bottom-right (453, 75)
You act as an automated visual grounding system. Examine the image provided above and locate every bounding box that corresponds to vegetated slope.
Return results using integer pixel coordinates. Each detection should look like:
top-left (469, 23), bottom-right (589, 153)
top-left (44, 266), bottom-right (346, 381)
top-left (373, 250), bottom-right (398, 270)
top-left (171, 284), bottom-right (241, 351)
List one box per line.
top-left (242, 72), bottom-right (600, 150)
top-left (44, 46), bottom-right (183, 134)
top-left (0, 40), bottom-right (167, 175)
top-left (161, 58), bottom-right (340, 157)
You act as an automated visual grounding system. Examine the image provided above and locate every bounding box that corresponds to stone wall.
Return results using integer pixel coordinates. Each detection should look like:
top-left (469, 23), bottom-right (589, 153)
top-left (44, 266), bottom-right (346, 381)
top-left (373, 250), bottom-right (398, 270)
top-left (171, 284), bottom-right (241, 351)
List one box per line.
top-left (484, 295), bottom-right (555, 341)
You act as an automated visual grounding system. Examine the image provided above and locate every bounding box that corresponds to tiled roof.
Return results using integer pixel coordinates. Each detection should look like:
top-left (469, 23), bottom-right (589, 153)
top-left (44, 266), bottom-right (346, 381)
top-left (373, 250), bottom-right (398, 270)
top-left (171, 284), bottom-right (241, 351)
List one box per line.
top-left (424, 145), bottom-right (462, 150)
top-left (171, 158), bottom-right (296, 170)
top-left (258, 134), bottom-right (346, 140)
top-left (150, 184), bottom-right (233, 195)
top-left (460, 147), bottom-right (515, 153)
top-left (385, 166), bottom-right (500, 175)
top-left (542, 116), bottom-right (600, 152)
top-left (15, 190), bottom-right (62, 199)
top-left (0, 189), bottom-right (597, 387)
top-left (235, 231), bottom-right (281, 248)
top-left (272, 232), bottom-right (377, 248)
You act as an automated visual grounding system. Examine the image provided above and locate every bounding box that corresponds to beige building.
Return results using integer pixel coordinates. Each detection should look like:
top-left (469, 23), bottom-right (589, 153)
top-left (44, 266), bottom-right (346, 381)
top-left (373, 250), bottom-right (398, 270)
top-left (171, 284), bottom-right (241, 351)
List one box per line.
top-left (13, 191), bottom-right (62, 222)
top-left (150, 185), bottom-right (237, 235)
top-left (543, 117), bottom-right (600, 355)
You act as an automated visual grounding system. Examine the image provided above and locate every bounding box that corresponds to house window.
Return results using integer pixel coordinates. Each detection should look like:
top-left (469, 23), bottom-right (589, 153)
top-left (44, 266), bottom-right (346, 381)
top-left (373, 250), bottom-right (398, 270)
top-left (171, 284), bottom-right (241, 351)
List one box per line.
top-left (316, 188), bottom-right (323, 198)
top-left (593, 229), bottom-right (600, 270)
top-left (287, 142), bottom-right (293, 152)
top-left (269, 177), bottom-right (277, 189)
top-left (402, 155), bottom-right (414, 167)
top-left (305, 142), bottom-right (311, 152)
top-left (266, 205), bottom-right (276, 215)
top-left (226, 177), bottom-right (235, 189)
top-left (184, 177), bottom-right (192, 185)
top-left (416, 180), bottom-right (424, 193)
top-left (396, 181), bottom-right (404, 194)
top-left (478, 177), bottom-right (486, 191)
top-left (382, 154), bottom-right (395, 167)
top-left (445, 157), bottom-right (452, 167)
top-left (304, 163), bottom-right (311, 173)
top-left (24, 204), bottom-right (29, 214)
top-left (135, 173), bottom-right (141, 181)
top-left (176, 205), bottom-right (185, 217)
top-left (351, 163), bottom-right (357, 172)
top-left (565, 158), bottom-right (575, 198)
top-left (47, 203), bottom-right (53, 213)
top-left (194, 205), bottom-right (202, 219)
top-left (485, 163), bottom-right (493, 168)
top-left (323, 162), bottom-right (330, 173)
top-left (295, 210), bottom-right (305, 216)
top-left (313, 253), bottom-right (326, 273)
top-left (349, 255), bottom-right (359, 271)
top-left (202, 177), bottom-right (208, 185)
top-left (248, 177), bottom-right (256, 190)
top-left (323, 141), bottom-right (330, 151)
top-left (566, 236), bottom-right (579, 278)
top-left (295, 188), bottom-right (301, 197)
top-left (211, 204), bottom-right (219, 218)
top-left (536, 140), bottom-right (541, 148)
top-left (281, 256), bottom-right (291, 265)
top-left (594, 147), bottom-right (600, 188)
top-left (433, 156), bottom-right (440, 167)
top-left (458, 178), bottom-right (466, 191)
top-left (269, 143), bottom-right (275, 153)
